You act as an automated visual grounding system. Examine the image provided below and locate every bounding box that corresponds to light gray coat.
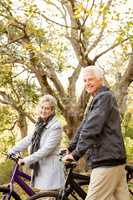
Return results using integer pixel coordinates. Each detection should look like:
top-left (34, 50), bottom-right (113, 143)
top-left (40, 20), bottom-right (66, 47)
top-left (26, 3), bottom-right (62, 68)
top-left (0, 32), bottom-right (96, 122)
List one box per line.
top-left (9, 116), bottom-right (65, 190)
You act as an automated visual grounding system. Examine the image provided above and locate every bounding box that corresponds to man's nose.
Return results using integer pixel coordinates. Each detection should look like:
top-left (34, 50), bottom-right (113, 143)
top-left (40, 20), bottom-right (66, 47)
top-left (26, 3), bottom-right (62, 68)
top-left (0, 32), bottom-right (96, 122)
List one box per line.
top-left (86, 82), bottom-right (90, 86)
top-left (41, 110), bottom-right (46, 113)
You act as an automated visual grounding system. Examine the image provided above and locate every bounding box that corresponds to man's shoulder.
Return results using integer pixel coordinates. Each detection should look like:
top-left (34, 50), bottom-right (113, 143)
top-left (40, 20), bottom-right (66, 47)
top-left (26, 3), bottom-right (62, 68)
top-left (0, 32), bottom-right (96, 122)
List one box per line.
top-left (95, 89), bottom-right (114, 99)
top-left (92, 90), bottom-right (116, 107)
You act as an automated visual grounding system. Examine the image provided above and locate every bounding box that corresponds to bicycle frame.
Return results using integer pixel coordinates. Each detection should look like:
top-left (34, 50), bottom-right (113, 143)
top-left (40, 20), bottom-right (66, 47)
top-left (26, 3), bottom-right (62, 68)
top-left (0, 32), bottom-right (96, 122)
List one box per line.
top-left (63, 164), bottom-right (133, 200)
top-left (5, 160), bottom-right (35, 199)
top-left (26, 157), bottom-right (133, 200)
top-left (61, 165), bottom-right (89, 200)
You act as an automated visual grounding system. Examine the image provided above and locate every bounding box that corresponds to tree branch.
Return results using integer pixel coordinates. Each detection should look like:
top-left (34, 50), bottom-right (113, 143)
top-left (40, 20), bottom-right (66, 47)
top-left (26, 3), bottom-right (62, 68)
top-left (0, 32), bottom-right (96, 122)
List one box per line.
top-left (0, 35), bottom-right (26, 48)
top-left (0, 1), bottom-right (25, 28)
top-left (42, 74), bottom-right (66, 113)
top-left (85, 0), bottom-right (113, 56)
top-left (23, 112), bottom-right (36, 124)
top-left (62, 0), bottom-right (93, 66)
top-left (120, 52), bottom-right (133, 86)
top-left (0, 91), bottom-right (18, 110)
top-left (68, 64), bottom-right (81, 98)
top-left (113, 50), bottom-right (133, 115)
top-left (81, 0), bottom-right (95, 28)
top-left (43, 57), bottom-right (66, 98)
top-left (0, 120), bottom-right (18, 132)
top-left (39, 12), bottom-right (77, 29)
top-left (93, 38), bottom-right (129, 62)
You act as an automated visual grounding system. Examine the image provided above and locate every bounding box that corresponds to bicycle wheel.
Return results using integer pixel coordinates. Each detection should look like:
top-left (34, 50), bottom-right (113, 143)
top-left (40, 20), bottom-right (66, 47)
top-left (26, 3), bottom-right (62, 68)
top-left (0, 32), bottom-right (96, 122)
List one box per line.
top-left (126, 165), bottom-right (133, 196)
top-left (28, 191), bottom-right (59, 200)
top-left (0, 186), bottom-right (21, 200)
top-left (128, 178), bottom-right (133, 196)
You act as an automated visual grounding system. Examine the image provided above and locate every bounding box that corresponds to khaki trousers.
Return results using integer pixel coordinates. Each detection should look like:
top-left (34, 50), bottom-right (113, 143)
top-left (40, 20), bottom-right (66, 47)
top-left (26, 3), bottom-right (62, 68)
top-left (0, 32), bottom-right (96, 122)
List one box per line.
top-left (86, 165), bottom-right (130, 200)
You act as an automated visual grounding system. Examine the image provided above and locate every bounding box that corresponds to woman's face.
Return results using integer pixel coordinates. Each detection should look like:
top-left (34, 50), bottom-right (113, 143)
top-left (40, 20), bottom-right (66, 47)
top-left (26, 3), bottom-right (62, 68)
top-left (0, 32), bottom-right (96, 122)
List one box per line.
top-left (40, 101), bottom-right (54, 120)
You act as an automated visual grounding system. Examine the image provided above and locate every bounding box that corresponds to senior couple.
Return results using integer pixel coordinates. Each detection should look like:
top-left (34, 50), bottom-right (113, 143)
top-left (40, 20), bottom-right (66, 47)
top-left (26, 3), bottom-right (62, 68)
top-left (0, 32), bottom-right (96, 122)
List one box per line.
top-left (9, 66), bottom-right (130, 200)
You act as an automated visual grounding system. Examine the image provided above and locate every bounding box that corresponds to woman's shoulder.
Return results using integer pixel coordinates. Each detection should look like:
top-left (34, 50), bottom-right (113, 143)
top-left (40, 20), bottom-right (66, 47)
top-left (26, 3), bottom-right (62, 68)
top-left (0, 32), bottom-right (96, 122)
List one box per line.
top-left (47, 116), bottom-right (62, 129)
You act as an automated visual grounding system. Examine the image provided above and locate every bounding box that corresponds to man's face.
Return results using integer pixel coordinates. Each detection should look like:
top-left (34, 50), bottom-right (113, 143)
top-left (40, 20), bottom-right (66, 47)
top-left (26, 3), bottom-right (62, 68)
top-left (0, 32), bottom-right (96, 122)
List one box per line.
top-left (40, 102), bottom-right (53, 120)
top-left (83, 71), bottom-right (102, 95)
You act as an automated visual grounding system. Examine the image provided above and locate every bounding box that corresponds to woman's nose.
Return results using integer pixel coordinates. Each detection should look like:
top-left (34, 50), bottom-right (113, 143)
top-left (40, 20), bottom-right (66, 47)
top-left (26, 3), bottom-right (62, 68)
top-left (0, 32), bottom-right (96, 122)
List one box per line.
top-left (41, 110), bottom-right (46, 114)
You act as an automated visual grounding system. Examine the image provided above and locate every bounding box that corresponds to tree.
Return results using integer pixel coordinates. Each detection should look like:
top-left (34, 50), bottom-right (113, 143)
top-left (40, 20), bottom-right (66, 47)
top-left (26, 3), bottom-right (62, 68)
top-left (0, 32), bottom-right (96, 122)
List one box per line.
top-left (0, 0), bottom-right (132, 140)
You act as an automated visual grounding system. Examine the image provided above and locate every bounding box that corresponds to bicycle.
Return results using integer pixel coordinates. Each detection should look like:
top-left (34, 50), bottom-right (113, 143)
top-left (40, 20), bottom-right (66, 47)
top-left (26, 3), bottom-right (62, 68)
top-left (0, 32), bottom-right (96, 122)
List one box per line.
top-left (29, 160), bottom-right (90, 200)
top-left (126, 165), bottom-right (133, 196)
top-left (28, 160), bottom-right (133, 200)
top-left (0, 153), bottom-right (133, 200)
top-left (0, 153), bottom-right (90, 200)
top-left (0, 153), bottom-right (36, 200)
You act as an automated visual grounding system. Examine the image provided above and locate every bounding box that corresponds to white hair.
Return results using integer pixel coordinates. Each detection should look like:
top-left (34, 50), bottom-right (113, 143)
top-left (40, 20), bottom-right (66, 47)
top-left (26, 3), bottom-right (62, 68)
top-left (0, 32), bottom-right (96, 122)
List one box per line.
top-left (82, 66), bottom-right (104, 80)
top-left (37, 94), bottom-right (57, 113)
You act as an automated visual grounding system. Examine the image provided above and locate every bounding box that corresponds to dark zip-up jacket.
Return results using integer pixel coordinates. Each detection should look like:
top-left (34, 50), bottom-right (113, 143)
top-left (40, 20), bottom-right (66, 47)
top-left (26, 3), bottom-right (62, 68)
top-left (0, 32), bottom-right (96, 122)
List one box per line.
top-left (68, 86), bottom-right (126, 168)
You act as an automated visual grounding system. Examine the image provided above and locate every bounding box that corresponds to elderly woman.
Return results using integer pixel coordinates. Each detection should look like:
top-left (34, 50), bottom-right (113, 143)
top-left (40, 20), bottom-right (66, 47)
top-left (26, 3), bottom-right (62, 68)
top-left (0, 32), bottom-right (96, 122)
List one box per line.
top-left (8, 94), bottom-right (65, 190)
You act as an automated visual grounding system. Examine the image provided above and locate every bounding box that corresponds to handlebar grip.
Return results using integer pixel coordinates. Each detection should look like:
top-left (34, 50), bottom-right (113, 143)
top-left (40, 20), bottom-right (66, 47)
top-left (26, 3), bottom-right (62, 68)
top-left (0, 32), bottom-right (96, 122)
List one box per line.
top-left (59, 149), bottom-right (67, 156)
top-left (65, 158), bottom-right (75, 162)
top-left (4, 152), bottom-right (22, 162)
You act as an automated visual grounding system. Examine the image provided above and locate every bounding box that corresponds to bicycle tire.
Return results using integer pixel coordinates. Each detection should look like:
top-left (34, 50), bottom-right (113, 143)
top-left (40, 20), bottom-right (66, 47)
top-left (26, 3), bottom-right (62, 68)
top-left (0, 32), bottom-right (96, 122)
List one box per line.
top-left (0, 186), bottom-right (21, 200)
top-left (127, 178), bottom-right (133, 196)
top-left (28, 191), bottom-right (59, 200)
top-left (126, 165), bottom-right (133, 196)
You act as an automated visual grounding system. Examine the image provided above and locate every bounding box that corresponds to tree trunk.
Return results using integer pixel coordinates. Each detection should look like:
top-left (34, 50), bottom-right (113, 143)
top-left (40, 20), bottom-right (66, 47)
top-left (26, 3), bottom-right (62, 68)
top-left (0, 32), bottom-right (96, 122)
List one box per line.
top-left (17, 114), bottom-right (27, 138)
top-left (114, 53), bottom-right (133, 116)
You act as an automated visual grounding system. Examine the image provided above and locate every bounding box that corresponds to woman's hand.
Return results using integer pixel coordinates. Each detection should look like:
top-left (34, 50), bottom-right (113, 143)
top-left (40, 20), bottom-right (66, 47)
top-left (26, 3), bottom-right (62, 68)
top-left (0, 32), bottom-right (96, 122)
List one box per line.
top-left (59, 148), bottom-right (69, 156)
top-left (63, 153), bottom-right (75, 162)
top-left (18, 158), bottom-right (24, 165)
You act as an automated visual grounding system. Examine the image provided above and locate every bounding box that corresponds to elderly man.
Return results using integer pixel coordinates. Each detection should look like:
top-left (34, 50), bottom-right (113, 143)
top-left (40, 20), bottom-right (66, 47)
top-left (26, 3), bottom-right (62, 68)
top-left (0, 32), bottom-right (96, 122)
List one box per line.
top-left (63, 66), bottom-right (130, 200)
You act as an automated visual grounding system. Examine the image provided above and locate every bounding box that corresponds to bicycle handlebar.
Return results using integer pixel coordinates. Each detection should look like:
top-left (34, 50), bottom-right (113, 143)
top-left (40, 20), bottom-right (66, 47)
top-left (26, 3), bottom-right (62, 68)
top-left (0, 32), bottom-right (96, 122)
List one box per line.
top-left (3, 152), bottom-right (22, 162)
top-left (58, 151), bottom-right (77, 169)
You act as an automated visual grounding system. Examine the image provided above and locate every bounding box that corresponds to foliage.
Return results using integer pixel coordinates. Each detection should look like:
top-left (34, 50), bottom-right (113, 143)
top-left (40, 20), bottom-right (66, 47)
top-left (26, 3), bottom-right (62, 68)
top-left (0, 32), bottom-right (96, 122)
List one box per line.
top-left (125, 127), bottom-right (133, 139)
top-left (0, 131), bottom-right (15, 154)
top-left (125, 137), bottom-right (133, 162)
top-left (0, 106), bottom-right (16, 131)
top-left (0, 159), bottom-right (13, 184)
top-left (0, 0), bottom-right (132, 144)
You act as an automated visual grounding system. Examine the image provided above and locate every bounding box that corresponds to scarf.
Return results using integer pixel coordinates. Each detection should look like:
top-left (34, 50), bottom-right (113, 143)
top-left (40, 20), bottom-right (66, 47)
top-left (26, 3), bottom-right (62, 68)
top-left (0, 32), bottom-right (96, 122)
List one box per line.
top-left (30, 113), bottom-right (55, 179)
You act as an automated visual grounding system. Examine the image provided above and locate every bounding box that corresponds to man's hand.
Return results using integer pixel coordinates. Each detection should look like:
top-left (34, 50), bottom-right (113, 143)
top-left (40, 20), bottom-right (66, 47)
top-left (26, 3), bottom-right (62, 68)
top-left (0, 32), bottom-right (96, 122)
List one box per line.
top-left (18, 158), bottom-right (24, 165)
top-left (59, 148), bottom-right (70, 156)
top-left (63, 153), bottom-right (75, 162)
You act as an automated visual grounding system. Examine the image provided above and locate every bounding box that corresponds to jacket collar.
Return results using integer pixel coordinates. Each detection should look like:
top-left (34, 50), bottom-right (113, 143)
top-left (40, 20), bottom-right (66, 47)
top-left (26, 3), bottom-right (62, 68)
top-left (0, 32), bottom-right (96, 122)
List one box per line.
top-left (45, 116), bottom-right (57, 129)
top-left (94, 85), bottom-right (110, 96)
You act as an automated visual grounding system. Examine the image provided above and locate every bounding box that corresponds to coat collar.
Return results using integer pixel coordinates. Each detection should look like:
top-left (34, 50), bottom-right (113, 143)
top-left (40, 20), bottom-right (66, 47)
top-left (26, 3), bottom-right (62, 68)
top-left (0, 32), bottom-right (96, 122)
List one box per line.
top-left (87, 86), bottom-right (110, 113)
top-left (95, 85), bottom-right (110, 96)
top-left (45, 116), bottom-right (58, 129)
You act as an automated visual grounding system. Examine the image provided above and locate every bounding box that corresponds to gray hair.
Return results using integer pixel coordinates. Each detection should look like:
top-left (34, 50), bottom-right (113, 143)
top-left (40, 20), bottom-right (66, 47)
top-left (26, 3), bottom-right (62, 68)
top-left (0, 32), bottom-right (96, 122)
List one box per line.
top-left (82, 66), bottom-right (104, 80)
top-left (37, 94), bottom-right (57, 112)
